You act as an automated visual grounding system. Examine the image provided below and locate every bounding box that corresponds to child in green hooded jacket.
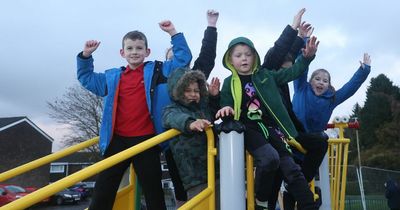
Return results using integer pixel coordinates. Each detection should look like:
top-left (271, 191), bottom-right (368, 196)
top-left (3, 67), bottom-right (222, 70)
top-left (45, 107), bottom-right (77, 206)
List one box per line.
top-left (215, 36), bottom-right (319, 210)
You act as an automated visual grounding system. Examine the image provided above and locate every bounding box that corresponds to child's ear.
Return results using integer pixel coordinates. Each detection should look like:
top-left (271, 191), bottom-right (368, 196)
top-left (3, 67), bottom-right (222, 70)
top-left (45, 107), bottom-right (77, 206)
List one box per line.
top-left (120, 49), bottom-right (125, 57)
top-left (146, 48), bottom-right (151, 57)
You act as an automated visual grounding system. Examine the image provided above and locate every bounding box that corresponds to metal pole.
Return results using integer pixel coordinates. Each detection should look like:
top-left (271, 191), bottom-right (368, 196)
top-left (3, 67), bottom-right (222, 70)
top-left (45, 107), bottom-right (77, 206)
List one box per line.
top-left (218, 119), bottom-right (246, 210)
top-left (355, 129), bottom-right (366, 210)
top-left (319, 153), bottom-right (332, 210)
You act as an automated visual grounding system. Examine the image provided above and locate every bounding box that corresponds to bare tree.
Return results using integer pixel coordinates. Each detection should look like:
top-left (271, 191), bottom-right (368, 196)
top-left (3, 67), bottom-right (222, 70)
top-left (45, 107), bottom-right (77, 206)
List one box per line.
top-left (47, 84), bottom-right (103, 155)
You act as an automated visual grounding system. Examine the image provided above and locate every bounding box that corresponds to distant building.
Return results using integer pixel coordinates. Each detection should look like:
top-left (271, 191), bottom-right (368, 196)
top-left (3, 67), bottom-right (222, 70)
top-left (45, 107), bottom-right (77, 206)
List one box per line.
top-left (50, 152), bottom-right (100, 186)
top-left (0, 116), bottom-right (53, 188)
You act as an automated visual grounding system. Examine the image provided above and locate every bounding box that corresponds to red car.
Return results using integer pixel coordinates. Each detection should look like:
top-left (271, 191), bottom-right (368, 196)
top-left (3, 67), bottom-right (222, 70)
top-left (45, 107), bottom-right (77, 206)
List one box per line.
top-left (0, 184), bottom-right (29, 207)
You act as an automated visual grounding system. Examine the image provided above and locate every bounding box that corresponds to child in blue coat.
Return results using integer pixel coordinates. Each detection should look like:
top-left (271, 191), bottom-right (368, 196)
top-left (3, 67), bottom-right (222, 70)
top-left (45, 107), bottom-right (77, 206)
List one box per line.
top-left (292, 53), bottom-right (371, 133)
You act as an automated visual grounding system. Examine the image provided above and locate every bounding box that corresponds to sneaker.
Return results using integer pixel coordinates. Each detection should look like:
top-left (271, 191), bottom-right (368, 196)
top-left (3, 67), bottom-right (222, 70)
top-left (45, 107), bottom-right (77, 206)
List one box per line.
top-left (256, 198), bottom-right (268, 210)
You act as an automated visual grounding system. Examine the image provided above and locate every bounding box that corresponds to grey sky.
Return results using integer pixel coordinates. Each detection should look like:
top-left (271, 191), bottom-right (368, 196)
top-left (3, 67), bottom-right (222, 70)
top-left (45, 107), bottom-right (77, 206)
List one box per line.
top-left (1, 0), bottom-right (399, 151)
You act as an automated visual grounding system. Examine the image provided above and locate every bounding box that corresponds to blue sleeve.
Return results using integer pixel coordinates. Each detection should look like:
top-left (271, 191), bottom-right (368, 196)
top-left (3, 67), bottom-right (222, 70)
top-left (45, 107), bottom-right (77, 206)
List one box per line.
top-left (293, 66), bottom-right (309, 93)
top-left (165, 33), bottom-right (192, 75)
top-left (76, 53), bottom-right (107, 96)
top-left (333, 65), bottom-right (371, 107)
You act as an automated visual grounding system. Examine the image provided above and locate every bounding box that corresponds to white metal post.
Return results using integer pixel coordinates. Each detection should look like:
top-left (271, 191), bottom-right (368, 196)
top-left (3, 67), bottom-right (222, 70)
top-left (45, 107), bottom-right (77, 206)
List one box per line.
top-left (318, 153), bottom-right (332, 210)
top-left (219, 128), bottom-right (245, 210)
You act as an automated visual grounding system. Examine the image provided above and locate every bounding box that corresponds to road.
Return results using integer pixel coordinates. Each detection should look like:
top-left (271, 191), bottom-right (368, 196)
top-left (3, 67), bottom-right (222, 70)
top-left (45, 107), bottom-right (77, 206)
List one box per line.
top-left (30, 199), bottom-right (90, 210)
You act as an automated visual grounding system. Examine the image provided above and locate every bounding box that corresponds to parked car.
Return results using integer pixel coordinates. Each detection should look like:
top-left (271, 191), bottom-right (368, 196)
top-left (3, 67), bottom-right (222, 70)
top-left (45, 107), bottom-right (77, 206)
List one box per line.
top-left (51, 188), bottom-right (81, 205)
top-left (0, 184), bottom-right (29, 207)
top-left (68, 183), bottom-right (90, 200)
top-left (24, 186), bottom-right (50, 203)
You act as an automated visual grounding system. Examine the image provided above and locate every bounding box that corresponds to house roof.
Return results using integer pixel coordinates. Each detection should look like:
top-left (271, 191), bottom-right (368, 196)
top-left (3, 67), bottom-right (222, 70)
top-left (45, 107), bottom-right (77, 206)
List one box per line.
top-left (0, 116), bottom-right (54, 142)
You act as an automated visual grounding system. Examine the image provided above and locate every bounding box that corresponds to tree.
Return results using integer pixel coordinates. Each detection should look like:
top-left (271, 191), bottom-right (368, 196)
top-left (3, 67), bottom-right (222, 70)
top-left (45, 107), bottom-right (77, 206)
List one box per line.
top-left (359, 75), bottom-right (394, 150)
top-left (355, 74), bottom-right (400, 169)
top-left (47, 84), bottom-right (103, 156)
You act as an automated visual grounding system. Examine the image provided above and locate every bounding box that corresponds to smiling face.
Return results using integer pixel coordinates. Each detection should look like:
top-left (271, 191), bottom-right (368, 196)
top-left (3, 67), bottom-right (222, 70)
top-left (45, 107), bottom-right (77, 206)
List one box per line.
top-left (309, 69), bottom-right (331, 96)
top-left (183, 82), bottom-right (201, 104)
top-left (120, 38), bottom-right (150, 69)
top-left (229, 44), bottom-right (255, 75)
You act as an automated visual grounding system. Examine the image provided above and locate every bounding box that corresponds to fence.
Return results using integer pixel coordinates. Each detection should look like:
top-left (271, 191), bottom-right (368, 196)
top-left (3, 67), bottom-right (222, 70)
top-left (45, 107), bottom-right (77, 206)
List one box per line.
top-left (344, 165), bottom-right (400, 210)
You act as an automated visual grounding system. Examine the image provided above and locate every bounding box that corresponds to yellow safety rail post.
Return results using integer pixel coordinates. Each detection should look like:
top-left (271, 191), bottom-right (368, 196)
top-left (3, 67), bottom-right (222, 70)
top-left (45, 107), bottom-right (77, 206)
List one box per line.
top-left (112, 165), bottom-right (137, 210)
top-left (0, 137), bottom-right (98, 182)
top-left (326, 120), bottom-right (354, 210)
top-left (0, 129), bottom-right (180, 210)
top-left (178, 127), bottom-right (216, 210)
top-left (246, 152), bottom-right (255, 210)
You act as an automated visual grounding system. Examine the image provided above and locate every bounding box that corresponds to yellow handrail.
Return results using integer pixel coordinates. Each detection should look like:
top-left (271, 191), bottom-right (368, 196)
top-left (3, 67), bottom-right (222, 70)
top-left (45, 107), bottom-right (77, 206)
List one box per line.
top-left (0, 129), bottom-right (180, 210)
top-left (0, 137), bottom-right (99, 182)
top-left (178, 127), bottom-right (216, 210)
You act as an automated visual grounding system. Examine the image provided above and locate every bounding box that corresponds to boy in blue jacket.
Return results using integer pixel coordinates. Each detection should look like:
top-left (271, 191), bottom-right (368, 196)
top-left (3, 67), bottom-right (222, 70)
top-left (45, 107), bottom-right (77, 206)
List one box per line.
top-left (76, 20), bottom-right (192, 210)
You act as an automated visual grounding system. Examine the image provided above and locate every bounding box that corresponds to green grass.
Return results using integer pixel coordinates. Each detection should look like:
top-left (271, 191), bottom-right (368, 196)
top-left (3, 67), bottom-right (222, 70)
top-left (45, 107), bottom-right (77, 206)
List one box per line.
top-left (345, 195), bottom-right (389, 210)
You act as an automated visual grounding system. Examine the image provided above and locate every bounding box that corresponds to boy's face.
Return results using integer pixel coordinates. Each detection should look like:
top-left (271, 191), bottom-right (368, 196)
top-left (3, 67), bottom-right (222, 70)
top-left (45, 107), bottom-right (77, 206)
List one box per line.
top-left (310, 71), bottom-right (330, 96)
top-left (183, 82), bottom-right (200, 104)
top-left (229, 44), bottom-right (255, 75)
top-left (120, 38), bottom-right (150, 69)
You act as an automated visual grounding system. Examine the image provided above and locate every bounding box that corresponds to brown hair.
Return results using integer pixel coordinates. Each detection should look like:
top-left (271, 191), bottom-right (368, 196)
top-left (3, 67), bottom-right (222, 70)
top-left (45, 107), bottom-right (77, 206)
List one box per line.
top-left (309, 68), bottom-right (336, 97)
top-left (122, 30), bottom-right (148, 48)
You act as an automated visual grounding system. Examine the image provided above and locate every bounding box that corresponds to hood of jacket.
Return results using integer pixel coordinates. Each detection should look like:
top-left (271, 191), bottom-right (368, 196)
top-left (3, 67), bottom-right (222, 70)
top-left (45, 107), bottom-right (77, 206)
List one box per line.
top-left (222, 37), bottom-right (261, 120)
top-left (168, 67), bottom-right (208, 107)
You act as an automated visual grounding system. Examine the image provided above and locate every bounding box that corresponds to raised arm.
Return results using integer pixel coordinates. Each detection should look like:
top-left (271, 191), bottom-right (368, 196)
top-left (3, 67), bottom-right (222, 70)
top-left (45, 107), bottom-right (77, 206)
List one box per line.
top-left (334, 53), bottom-right (371, 106)
top-left (192, 9), bottom-right (219, 79)
top-left (274, 36), bottom-right (319, 85)
top-left (161, 20), bottom-right (192, 72)
top-left (77, 40), bottom-right (107, 96)
top-left (262, 8), bottom-right (306, 70)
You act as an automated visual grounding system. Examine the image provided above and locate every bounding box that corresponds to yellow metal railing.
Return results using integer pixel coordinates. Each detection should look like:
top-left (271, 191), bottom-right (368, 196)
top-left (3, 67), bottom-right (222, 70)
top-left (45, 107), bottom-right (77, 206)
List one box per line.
top-left (0, 137), bottom-right (99, 182)
top-left (178, 127), bottom-right (216, 210)
top-left (0, 129), bottom-right (182, 210)
top-left (0, 120), bottom-right (352, 210)
top-left (327, 122), bottom-right (352, 210)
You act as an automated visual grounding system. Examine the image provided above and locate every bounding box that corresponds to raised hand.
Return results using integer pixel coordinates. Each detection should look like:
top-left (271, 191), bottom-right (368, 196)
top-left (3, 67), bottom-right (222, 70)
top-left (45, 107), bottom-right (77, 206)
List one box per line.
top-left (302, 36), bottom-right (319, 58)
top-left (159, 20), bottom-right (177, 37)
top-left (207, 77), bottom-right (220, 96)
top-left (360, 53), bottom-right (371, 69)
top-left (83, 40), bottom-right (101, 58)
top-left (207, 9), bottom-right (219, 27)
top-left (292, 8), bottom-right (306, 30)
top-left (299, 22), bottom-right (313, 38)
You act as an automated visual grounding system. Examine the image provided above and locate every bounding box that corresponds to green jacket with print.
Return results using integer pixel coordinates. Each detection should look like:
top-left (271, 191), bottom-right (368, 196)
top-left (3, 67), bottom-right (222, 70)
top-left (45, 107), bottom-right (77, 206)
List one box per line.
top-left (220, 36), bottom-right (314, 140)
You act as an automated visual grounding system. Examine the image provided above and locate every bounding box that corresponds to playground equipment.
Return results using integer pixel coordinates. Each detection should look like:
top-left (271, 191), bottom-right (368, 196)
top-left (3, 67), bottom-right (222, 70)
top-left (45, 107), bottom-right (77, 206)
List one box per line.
top-left (321, 116), bottom-right (359, 210)
top-left (0, 116), bottom-right (358, 210)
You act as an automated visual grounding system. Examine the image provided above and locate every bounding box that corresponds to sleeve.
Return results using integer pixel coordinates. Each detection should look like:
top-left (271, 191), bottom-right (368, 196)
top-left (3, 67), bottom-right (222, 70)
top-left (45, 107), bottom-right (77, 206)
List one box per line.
top-left (273, 55), bottom-right (314, 85)
top-left (162, 105), bottom-right (196, 134)
top-left (293, 66), bottom-right (309, 92)
top-left (208, 94), bottom-right (221, 121)
top-left (192, 27), bottom-right (217, 79)
top-left (219, 77), bottom-right (234, 108)
top-left (333, 65), bottom-right (371, 106)
top-left (261, 25), bottom-right (298, 70)
top-left (166, 33), bottom-right (193, 75)
top-left (76, 52), bottom-right (107, 96)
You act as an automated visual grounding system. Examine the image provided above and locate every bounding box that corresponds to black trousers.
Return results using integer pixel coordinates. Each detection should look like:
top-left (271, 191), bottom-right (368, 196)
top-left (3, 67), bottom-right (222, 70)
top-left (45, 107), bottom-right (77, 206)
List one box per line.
top-left (245, 126), bottom-right (317, 209)
top-left (268, 132), bottom-right (328, 210)
top-left (89, 134), bottom-right (166, 210)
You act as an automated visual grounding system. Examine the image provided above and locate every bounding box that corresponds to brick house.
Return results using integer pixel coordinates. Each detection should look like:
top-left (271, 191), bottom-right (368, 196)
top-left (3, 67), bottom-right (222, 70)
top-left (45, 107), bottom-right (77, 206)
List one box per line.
top-left (0, 116), bottom-right (53, 188)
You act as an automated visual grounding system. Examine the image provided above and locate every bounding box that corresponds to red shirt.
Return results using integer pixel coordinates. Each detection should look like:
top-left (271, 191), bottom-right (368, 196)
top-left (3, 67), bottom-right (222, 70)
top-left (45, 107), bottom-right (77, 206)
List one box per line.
top-left (114, 64), bottom-right (155, 136)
